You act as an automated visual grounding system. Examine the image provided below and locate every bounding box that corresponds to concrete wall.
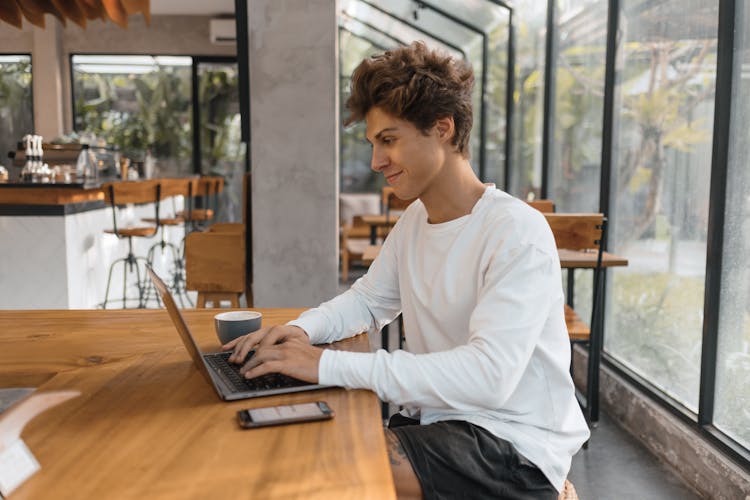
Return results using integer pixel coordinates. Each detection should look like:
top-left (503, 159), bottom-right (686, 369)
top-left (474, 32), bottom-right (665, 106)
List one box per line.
top-left (247, 0), bottom-right (339, 307)
top-left (572, 347), bottom-right (750, 499)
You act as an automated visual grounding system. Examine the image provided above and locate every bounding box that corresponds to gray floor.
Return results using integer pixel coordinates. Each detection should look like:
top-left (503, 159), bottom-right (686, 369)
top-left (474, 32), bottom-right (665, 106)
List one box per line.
top-left (569, 412), bottom-right (700, 499)
top-left (340, 266), bottom-right (700, 499)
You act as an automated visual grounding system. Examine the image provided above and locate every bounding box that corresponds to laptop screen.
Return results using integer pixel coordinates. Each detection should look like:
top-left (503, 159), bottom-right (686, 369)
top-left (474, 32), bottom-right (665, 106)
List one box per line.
top-left (146, 266), bottom-right (215, 385)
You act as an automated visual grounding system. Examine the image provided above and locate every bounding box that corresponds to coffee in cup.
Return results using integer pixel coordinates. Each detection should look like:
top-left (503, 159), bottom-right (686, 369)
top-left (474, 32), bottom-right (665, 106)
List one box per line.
top-left (214, 311), bottom-right (262, 345)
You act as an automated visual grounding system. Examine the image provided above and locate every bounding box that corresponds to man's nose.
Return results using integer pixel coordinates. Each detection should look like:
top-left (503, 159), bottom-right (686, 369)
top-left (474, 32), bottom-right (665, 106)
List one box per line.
top-left (371, 148), bottom-right (388, 172)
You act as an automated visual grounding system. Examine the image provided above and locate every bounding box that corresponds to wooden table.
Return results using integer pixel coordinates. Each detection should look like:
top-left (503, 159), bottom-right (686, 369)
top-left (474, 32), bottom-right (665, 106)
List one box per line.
top-left (0, 309), bottom-right (395, 499)
top-left (558, 250), bottom-right (628, 424)
top-left (557, 249), bottom-right (628, 268)
top-left (558, 249), bottom-right (628, 308)
top-left (360, 214), bottom-right (400, 244)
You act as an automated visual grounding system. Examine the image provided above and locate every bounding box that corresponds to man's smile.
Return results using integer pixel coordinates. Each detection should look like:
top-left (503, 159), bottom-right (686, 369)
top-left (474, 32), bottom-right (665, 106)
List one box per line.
top-left (385, 170), bottom-right (403, 184)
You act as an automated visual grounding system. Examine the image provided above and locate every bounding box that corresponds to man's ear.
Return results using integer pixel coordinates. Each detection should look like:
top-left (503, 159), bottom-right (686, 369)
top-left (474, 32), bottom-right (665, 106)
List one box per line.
top-left (434, 116), bottom-right (455, 144)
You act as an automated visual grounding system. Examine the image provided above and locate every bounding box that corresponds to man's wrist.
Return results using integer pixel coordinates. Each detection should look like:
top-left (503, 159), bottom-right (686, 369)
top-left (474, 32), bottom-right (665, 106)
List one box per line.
top-left (289, 325), bottom-right (310, 340)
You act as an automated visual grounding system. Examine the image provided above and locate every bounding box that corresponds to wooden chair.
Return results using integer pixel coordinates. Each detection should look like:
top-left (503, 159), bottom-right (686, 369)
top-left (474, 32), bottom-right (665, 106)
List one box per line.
top-left (185, 223), bottom-right (245, 308)
top-left (180, 176), bottom-right (225, 232)
top-left (382, 186), bottom-right (415, 220)
top-left (527, 199), bottom-right (555, 213)
top-left (544, 213), bottom-right (607, 426)
top-left (101, 180), bottom-right (161, 309)
top-left (340, 215), bottom-right (387, 281)
top-left (339, 193), bottom-right (381, 281)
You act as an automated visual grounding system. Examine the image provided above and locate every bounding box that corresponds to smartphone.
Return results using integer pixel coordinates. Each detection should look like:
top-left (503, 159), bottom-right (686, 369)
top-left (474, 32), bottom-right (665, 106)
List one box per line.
top-left (237, 401), bottom-right (334, 429)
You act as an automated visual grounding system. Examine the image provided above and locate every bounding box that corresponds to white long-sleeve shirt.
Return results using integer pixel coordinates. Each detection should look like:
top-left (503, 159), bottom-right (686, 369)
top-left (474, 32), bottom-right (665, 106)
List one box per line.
top-left (288, 186), bottom-right (589, 491)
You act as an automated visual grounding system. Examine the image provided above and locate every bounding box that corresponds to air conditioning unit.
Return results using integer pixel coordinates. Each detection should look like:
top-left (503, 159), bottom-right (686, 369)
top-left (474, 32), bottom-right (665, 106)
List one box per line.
top-left (210, 18), bottom-right (236, 45)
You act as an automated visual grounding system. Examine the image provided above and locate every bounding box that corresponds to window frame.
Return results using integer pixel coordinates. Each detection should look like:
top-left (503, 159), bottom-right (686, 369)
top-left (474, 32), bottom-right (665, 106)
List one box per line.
top-left (518, 0), bottom-right (750, 467)
top-left (0, 52), bottom-right (35, 155)
top-left (69, 53), bottom-right (239, 176)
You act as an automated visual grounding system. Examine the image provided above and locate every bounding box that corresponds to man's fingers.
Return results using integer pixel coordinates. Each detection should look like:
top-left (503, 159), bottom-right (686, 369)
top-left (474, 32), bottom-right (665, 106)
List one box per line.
top-left (242, 360), bottom-right (283, 380)
top-left (221, 335), bottom-right (244, 350)
top-left (228, 327), bottom-right (270, 363)
top-left (257, 326), bottom-right (289, 347)
top-left (240, 345), bottom-right (282, 375)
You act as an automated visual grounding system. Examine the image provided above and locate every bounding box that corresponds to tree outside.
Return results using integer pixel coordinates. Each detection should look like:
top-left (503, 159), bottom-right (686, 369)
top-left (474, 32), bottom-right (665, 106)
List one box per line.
top-left (72, 58), bottom-right (192, 173)
top-left (0, 56), bottom-right (33, 170)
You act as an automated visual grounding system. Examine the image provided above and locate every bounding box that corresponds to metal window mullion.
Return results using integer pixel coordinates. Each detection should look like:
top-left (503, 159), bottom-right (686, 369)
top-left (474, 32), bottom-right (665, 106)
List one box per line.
top-left (69, 53), bottom-right (76, 132)
top-left (540, 0), bottom-right (556, 199)
top-left (588, 0), bottom-right (620, 423)
top-left (479, 35), bottom-right (489, 180)
top-left (191, 57), bottom-right (201, 175)
top-left (698, 0), bottom-right (736, 427)
top-left (234, 0), bottom-right (250, 174)
top-left (599, 0), bottom-right (619, 219)
top-left (505, 11), bottom-right (515, 191)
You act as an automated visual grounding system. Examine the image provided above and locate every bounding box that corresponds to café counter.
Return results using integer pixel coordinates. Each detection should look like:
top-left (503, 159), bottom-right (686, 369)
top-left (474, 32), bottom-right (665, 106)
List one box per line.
top-left (0, 180), bottom-right (184, 309)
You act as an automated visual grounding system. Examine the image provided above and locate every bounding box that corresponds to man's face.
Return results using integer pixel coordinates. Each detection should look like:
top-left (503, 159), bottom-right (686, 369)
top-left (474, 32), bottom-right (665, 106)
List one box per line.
top-left (365, 107), bottom-right (446, 201)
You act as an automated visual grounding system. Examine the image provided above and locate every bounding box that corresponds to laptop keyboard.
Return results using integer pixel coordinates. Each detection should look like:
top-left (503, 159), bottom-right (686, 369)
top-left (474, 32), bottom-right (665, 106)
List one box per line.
top-left (205, 352), bottom-right (309, 393)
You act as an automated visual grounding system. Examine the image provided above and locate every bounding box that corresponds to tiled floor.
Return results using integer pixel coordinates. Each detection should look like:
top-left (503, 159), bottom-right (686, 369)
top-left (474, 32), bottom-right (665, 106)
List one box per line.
top-left (569, 412), bottom-right (700, 499)
top-left (340, 265), bottom-right (701, 499)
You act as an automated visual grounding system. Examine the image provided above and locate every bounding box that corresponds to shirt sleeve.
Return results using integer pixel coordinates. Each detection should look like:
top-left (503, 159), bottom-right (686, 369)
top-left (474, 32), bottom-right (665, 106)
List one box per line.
top-left (287, 221), bottom-right (403, 345)
top-left (318, 238), bottom-right (561, 412)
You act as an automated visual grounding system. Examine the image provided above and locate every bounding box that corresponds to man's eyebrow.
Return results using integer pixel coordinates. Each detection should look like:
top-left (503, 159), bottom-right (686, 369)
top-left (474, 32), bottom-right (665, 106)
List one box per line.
top-left (366, 127), bottom-right (398, 144)
top-left (375, 127), bottom-right (398, 140)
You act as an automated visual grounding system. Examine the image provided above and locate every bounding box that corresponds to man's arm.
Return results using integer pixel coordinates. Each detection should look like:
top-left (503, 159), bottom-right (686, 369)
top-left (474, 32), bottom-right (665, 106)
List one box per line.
top-left (287, 224), bottom-right (403, 345)
top-left (222, 223), bottom-right (404, 382)
top-left (319, 242), bottom-right (562, 410)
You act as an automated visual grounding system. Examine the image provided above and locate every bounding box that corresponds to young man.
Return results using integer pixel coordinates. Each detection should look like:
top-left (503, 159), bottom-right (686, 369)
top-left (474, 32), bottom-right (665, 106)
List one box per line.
top-left (225, 41), bottom-right (589, 499)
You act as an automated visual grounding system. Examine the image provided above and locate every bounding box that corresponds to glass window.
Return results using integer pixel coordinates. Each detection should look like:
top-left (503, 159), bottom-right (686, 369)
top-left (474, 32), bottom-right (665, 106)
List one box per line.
top-left (71, 55), bottom-right (193, 176)
top-left (0, 55), bottom-right (33, 170)
top-left (550, 0), bottom-right (607, 213)
top-left (339, 28), bottom-right (387, 193)
top-left (484, 8), bottom-right (511, 188)
top-left (338, 0), bottom-right (487, 191)
top-left (605, 0), bottom-right (718, 411)
top-left (510, 0), bottom-right (547, 200)
top-left (197, 60), bottom-right (242, 222)
top-left (714, 1), bottom-right (750, 449)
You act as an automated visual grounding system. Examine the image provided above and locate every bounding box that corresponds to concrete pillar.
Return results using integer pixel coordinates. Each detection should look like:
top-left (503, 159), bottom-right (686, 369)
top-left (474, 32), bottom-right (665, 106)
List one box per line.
top-left (247, 0), bottom-right (339, 307)
top-left (32, 19), bottom-right (67, 139)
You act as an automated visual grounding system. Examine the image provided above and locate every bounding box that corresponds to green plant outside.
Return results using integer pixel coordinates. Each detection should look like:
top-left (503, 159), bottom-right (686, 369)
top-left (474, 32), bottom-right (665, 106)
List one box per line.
top-left (0, 59), bottom-right (33, 166)
top-left (73, 65), bottom-right (192, 165)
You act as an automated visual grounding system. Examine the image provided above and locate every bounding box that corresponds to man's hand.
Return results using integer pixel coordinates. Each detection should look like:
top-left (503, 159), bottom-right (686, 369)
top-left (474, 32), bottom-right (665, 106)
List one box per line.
top-left (222, 325), bottom-right (323, 383)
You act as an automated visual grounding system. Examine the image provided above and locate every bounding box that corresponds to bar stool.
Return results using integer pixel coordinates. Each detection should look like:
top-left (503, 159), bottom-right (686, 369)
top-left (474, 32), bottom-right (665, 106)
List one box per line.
top-left (101, 180), bottom-right (161, 309)
top-left (142, 178), bottom-right (192, 307)
top-left (180, 176), bottom-right (224, 234)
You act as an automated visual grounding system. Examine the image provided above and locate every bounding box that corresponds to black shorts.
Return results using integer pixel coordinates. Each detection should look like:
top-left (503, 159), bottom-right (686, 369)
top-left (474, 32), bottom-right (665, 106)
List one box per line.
top-left (388, 414), bottom-right (557, 500)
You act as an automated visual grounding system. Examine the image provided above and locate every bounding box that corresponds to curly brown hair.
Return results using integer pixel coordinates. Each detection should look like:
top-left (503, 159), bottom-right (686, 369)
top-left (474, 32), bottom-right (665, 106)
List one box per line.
top-left (345, 41), bottom-right (475, 157)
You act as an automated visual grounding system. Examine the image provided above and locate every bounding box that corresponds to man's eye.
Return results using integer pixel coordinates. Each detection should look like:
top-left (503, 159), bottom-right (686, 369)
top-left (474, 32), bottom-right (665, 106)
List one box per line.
top-left (382, 137), bottom-right (394, 145)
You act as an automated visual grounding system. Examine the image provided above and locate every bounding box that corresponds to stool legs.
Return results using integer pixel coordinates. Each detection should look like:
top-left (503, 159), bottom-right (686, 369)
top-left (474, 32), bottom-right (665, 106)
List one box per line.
top-left (103, 237), bottom-right (151, 309)
top-left (146, 226), bottom-right (193, 308)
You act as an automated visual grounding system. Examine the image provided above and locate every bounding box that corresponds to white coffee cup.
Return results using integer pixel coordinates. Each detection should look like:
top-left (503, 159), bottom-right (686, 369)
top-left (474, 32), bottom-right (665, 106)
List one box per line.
top-left (214, 311), bottom-right (262, 345)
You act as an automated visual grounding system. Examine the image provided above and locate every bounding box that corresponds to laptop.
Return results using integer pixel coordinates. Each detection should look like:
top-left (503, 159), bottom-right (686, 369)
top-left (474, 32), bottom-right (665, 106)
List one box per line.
top-left (146, 266), bottom-right (329, 401)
